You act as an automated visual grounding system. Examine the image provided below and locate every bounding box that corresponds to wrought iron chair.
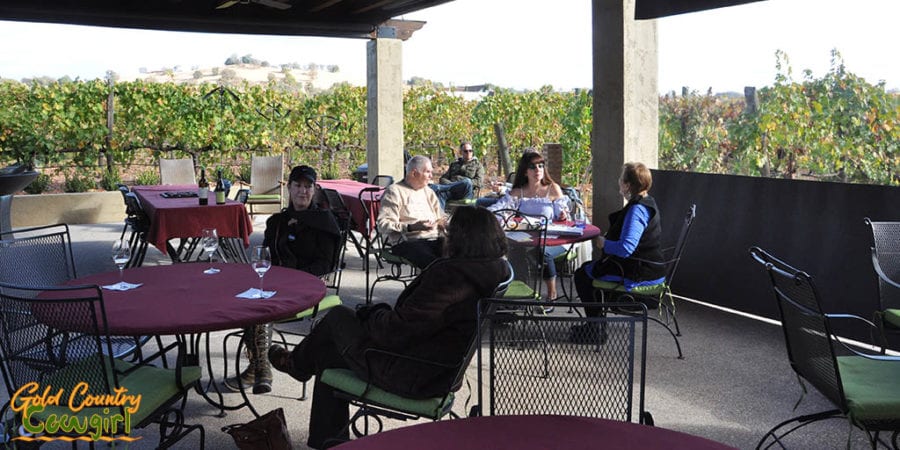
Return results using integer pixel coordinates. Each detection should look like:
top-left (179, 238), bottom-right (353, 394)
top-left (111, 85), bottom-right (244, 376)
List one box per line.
top-left (121, 192), bottom-right (151, 268)
top-left (864, 218), bottom-right (900, 351)
top-left (317, 261), bottom-right (514, 440)
top-left (475, 297), bottom-right (652, 425)
top-left (493, 209), bottom-right (548, 302)
top-left (750, 246), bottom-right (900, 449)
top-left (320, 186), bottom-right (365, 263)
top-left (0, 282), bottom-right (204, 447)
top-left (359, 186), bottom-right (417, 304)
top-left (159, 158), bottom-right (196, 185)
top-left (372, 174), bottom-right (394, 188)
top-left (590, 203), bottom-right (696, 359)
top-left (0, 224), bottom-right (155, 360)
top-left (243, 154), bottom-right (285, 217)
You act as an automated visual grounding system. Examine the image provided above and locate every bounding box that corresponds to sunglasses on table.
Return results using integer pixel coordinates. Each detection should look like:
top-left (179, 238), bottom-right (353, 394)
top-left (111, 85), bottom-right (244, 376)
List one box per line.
top-left (527, 162), bottom-right (545, 170)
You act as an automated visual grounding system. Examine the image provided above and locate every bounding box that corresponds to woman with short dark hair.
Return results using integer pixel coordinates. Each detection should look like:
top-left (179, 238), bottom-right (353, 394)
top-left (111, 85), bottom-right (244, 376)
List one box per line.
top-left (268, 206), bottom-right (510, 449)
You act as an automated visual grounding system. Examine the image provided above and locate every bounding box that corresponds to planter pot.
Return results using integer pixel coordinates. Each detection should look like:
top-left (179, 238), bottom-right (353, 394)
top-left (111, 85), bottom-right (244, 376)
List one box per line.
top-left (10, 191), bottom-right (123, 229)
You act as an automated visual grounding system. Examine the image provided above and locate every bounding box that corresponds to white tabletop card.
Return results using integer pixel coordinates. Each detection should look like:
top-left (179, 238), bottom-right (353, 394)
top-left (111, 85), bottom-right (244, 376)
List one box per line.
top-left (547, 224), bottom-right (584, 236)
top-left (101, 282), bottom-right (143, 291)
top-left (236, 288), bottom-right (276, 299)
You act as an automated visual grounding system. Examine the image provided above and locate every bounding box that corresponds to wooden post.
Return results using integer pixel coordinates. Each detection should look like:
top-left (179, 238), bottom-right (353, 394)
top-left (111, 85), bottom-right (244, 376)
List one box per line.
top-left (494, 123), bottom-right (512, 178)
top-left (744, 86), bottom-right (758, 114)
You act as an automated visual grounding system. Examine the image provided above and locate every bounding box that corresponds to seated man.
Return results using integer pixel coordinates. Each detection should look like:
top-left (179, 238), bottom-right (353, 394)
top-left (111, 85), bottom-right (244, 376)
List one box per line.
top-left (430, 141), bottom-right (484, 209)
top-left (377, 155), bottom-right (446, 269)
top-left (267, 206), bottom-right (511, 449)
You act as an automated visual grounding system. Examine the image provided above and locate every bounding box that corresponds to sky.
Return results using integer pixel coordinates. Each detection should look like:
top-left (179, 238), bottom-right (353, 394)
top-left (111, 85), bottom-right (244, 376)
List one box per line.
top-left (0, 0), bottom-right (897, 94)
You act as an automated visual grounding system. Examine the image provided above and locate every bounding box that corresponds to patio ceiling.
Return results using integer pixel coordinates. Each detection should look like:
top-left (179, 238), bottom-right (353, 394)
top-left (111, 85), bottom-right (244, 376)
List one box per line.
top-left (0, 0), bottom-right (768, 39)
top-left (0, 0), bottom-right (452, 38)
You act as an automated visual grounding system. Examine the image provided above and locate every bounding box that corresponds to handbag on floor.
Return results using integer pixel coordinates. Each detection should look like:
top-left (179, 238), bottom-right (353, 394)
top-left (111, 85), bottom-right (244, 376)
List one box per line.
top-left (222, 407), bottom-right (294, 450)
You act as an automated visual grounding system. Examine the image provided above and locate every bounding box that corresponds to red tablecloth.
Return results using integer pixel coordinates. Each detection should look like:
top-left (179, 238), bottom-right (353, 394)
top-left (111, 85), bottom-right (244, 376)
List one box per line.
top-left (132, 185), bottom-right (253, 254)
top-left (318, 179), bottom-right (383, 234)
top-left (335, 415), bottom-right (735, 450)
top-left (44, 264), bottom-right (325, 335)
top-left (546, 223), bottom-right (601, 247)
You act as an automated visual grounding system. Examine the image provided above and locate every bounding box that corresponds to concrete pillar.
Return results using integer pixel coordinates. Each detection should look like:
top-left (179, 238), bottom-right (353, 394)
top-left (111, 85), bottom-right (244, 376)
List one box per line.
top-left (591, 0), bottom-right (658, 227)
top-left (366, 37), bottom-right (405, 184)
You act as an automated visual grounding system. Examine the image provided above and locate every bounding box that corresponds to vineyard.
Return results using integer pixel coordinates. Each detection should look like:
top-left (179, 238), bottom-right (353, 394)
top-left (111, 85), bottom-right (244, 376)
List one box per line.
top-left (1, 50), bottom-right (897, 194)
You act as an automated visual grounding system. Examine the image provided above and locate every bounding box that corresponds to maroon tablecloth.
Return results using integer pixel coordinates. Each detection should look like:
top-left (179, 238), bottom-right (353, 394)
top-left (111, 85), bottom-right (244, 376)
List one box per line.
top-left (318, 179), bottom-right (382, 234)
top-left (132, 185), bottom-right (254, 255)
top-left (546, 223), bottom-right (601, 247)
top-left (46, 264), bottom-right (325, 335)
top-left (335, 415), bottom-right (735, 450)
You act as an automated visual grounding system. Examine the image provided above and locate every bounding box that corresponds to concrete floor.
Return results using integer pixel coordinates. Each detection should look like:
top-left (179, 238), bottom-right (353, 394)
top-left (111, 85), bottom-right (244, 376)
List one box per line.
top-left (1, 218), bottom-right (885, 449)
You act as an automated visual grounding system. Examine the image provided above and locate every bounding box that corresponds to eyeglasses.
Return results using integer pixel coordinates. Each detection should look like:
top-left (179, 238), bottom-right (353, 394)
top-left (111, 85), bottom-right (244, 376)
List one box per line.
top-left (527, 162), bottom-right (545, 170)
top-left (462, 149), bottom-right (474, 153)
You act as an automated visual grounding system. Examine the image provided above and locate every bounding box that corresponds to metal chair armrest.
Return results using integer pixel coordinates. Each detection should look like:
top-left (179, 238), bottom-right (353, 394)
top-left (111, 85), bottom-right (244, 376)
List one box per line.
top-left (871, 247), bottom-right (900, 290)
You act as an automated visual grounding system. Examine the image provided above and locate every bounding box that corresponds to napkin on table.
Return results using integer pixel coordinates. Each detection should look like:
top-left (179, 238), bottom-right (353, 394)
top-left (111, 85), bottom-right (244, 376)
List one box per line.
top-left (101, 282), bottom-right (143, 291)
top-left (236, 288), bottom-right (277, 299)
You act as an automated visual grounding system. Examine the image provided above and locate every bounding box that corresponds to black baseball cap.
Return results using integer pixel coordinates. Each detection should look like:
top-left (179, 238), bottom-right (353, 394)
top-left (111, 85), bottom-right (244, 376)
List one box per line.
top-left (289, 165), bottom-right (317, 184)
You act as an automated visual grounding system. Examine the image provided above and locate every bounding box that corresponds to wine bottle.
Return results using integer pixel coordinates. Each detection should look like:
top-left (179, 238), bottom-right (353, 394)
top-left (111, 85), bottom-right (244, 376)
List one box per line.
top-left (215, 169), bottom-right (226, 205)
top-left (198, 168), bottom-right (209, 205)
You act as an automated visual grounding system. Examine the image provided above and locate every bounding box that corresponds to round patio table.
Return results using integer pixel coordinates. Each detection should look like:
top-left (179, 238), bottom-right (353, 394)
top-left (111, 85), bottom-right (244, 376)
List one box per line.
top-left (334, 415), bottom-right (736, 450)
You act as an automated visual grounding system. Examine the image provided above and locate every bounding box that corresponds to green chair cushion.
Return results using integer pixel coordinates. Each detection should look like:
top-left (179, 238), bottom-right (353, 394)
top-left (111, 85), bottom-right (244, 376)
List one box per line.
top-left (35, 356), bottom-right (201, 430)
top-left (287, 294), bottom-right (342, 322)
top-left (320, 368), bottom-right (453, 420)
top-left (592, 280), bottom-right (667, 297)
top-left (554, 249), bottom-right (578, 262)
top-left (502, 280), bottom-right (538, 299)
top-left (446, 198), bottom-right (476, 206)
top-left (883, 309), bottom-right (900, 329)
top-left (247, 194), bottom-right (281, 203)
top-left (837, 355), bottom-right (900, 422)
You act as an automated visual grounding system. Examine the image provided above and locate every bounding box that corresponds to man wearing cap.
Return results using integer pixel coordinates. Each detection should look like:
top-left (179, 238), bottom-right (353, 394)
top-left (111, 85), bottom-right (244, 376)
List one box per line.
top-left (225, 164), bottom-right (342, 394)
top-left (377, 155), bottom-right (446, 269)
top-left (430, 141), bottom-right (484, 209)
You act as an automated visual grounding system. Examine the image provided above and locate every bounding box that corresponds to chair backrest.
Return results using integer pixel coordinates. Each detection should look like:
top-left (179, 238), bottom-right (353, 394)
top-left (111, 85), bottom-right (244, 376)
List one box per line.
top-left (561, 186), bottom-right (587, 222)
top-left (665, 203), bottom-right (697, 283)
top-left (748, 247), bottom-right (847, 411)
top-left (477, 298), bottom-right (649, 422)
top-left (372, 174), bottom-right (394, 188)
top-left (321, 211), bottom-right (350, 294)
top-left (493, 209), bottom-right (548, 299)
top-left (159, 158), bottom-right (196, 185)
top-left (0, 224), bottom-right (77, 287)
top-left (865, 218), bottom-right (900, 312)
top-left (0, 282), bottom-right (118, 401)
top-left (320, 187), bottom-right (356, 233)
top-left (358, 186), bottom-right (383, 247)
top-left (250, 155), bottom-right (284, 196)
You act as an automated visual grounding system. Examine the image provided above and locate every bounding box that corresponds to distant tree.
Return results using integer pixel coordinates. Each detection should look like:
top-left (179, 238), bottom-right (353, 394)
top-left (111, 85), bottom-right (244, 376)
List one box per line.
top-left (193, 70), bottom-right (204, 79)
top-left (57, 75), bottom-right (73, 84)
top-left (220, 68), bottom-right (238, 81)
top-left (225, 54), bottom-right (240, 65)
top-left (267, 73), bottom-right (277, 82)
top-left (241, 54), bottom-right (260, 65)
top-left (211, 67), bottom-right (220, 76)
top-left (105, 70), bottom-right (119, 82)
top-left (326, 65), bottom-right (339, 73)
top-left (139, 67), bottom-right (148, 74)
top-left (261, 61), bottom-right (270, 67)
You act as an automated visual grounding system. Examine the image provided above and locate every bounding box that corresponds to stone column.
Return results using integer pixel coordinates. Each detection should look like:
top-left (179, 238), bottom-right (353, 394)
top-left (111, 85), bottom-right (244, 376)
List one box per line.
top-left (366, 35), bottom-right (405, 183)
top-left (591, 0), bottom-right (658, 227)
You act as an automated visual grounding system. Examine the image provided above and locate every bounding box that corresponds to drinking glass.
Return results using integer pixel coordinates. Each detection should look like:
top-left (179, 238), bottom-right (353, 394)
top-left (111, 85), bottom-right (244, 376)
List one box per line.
top-left (201, 228), bottom-right (220, 274)
top-left (251, 245), bottom-right (272, 297)
top-left (111, 239), bottom-right (131, 284)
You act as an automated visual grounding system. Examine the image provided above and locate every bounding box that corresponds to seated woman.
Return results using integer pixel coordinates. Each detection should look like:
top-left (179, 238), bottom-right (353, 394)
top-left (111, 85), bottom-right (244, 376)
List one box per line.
top-left (488, 150), bottom-right (569, 302)
top-left (224, 165), bottom-right (341, 395)
top-left (267, 206), bottom-right (510, 449)
top-left (573, 162), bottom-right (665, 321)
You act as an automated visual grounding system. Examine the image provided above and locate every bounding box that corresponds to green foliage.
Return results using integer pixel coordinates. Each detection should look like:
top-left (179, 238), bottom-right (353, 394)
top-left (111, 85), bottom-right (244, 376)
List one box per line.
top-left (63, 171), bottom-right (96, 192)
top-left (134, 168), bottom-right (160, 186)
top-left (99, 168), bottom-right (121, 191)
top-left (23, 173), bottom-right (51, 194)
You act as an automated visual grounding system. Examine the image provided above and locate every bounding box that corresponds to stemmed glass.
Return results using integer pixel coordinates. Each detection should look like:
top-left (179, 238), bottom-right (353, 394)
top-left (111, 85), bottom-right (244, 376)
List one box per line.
top-left (111, 239), bottom-right (131, 285)
top-left (201, 228), bottom-right (220, 274)
top-left (251, 245), bottom-right (272, 298)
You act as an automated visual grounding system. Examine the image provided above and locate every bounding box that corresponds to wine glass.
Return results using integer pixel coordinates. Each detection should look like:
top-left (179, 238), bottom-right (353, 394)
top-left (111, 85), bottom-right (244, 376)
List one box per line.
top-left (201, 228), bottom-right (220, 274)
top-left (251, 245), bottom-right (272, 298)
top-left (111, 240), bottom-right (131, 285)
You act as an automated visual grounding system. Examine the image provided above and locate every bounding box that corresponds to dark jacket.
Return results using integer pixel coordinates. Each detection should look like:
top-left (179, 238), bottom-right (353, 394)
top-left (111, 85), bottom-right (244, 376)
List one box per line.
top-left (263, 205), bottom-right (341, 277)
top-left (591, 195), bottom-right (665, 282)
top-left (354, 257), bottom-right (510, 398)
top-left (439, 157), bottom-right (485, 191)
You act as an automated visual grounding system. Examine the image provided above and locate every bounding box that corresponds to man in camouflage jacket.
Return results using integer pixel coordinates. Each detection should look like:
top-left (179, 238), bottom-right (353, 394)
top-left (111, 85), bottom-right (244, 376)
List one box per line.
top-left (431, 141), bottom-right (485, 208)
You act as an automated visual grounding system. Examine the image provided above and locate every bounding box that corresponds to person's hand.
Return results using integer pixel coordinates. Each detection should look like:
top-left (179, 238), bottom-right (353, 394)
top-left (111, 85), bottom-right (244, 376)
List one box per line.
top-left (593, 236), bottom-right (605, 251)
top-left (407, 220), bottom-right (435, 233)
top-left (558, 209), bottom-right (569, 222)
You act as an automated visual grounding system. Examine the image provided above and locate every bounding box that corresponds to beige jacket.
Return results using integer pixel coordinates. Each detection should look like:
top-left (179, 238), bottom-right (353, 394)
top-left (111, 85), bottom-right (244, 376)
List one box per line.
top-left (377, 180), bottom-right (444, 245)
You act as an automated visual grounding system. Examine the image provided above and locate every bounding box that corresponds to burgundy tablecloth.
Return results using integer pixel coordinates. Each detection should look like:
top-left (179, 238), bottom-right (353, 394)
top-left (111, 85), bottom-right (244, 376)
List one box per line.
top-left (46, 264), bottom-right (325, 335)
top-left (132, 185), bottom-right (253, 254)
top-left (318, 179), bottom-right (382, 234)
top-left (335, 415), bottom-right (735, 450)
top-left (546, 223), bottom-right (601, 247)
